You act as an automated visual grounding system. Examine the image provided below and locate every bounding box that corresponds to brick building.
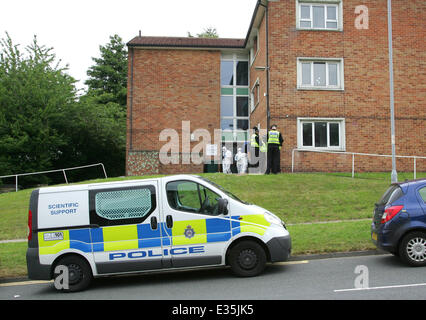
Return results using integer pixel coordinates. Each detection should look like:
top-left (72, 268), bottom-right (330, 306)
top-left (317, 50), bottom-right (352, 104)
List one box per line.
top-left (126, 0), bottom-right (425, 176)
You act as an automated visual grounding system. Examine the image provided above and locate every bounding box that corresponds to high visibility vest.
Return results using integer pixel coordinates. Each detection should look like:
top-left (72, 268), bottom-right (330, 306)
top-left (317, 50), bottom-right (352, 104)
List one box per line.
top-left (268, 130), bottom-right (281, 145)
top-left (251, 134), bottom-right (259, 148)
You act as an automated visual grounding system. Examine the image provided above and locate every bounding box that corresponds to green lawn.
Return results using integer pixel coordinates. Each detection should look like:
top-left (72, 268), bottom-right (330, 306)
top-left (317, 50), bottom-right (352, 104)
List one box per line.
top-left (0, 172), bottom-right (424, 279)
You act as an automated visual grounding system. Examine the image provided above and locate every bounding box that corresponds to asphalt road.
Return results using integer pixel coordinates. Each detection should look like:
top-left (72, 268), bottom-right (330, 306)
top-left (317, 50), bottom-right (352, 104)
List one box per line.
top-left (1, 253), bottom-right (426, 301)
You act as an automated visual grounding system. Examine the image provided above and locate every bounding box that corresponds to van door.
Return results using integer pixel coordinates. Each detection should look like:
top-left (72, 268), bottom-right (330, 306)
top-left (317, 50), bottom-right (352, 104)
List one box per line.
top-left (88, 181), bottom-right (166, 274)
top-left (162, 179), bottom-right (231, 268)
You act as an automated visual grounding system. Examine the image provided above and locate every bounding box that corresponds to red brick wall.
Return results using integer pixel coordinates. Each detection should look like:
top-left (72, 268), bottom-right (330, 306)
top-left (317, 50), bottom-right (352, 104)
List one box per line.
top-left (250, 10), bottom-right (268, 135)
top-left (127, 0), bottom-right (425, 176)
top-left (266, 0), bottom-right (426, 172)
top-left (126, 48), bottom-right (221, 175)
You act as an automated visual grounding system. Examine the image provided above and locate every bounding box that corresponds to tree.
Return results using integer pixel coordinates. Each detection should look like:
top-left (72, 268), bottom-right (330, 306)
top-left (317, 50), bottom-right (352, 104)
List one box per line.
top-left (0, 33), bottom-right (76, 183)
top-left (85, 34), bottom-right (127, 108)
top-left (0, 33), bottom-right (128, 187)
top-left (55, 92), bottom-right (126, 179)
top-left (187, 27), bottom-right (219, 38)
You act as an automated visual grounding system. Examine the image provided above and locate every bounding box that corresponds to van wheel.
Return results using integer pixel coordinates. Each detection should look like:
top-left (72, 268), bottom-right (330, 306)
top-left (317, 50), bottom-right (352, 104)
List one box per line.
top-left (228, 240), bottom-right (267, 277)
top-left (54, 256), bottom-right (93, 292)
top-left (399, 232), bottom-right (426, 267)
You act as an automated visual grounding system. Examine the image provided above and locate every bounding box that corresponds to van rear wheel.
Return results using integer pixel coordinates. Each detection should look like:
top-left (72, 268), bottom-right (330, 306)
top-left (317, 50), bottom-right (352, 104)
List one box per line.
top-left (228, 240), bottom-right (267, 277)
top-left (54, 255), bottom-right (92, 292)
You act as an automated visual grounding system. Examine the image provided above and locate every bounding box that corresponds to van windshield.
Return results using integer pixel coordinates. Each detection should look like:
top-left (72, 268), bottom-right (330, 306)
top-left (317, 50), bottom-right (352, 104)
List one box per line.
top-left (198, 177), bottom-right (249, 205)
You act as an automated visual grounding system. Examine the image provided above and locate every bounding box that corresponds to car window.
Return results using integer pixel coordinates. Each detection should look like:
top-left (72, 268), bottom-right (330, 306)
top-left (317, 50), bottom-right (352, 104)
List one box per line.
top-left (166, 180), bottom-right (221, 215)
top-left (419, 187), bottom-right (426, 203)
top-left (378, 185), bottom-right (403, 205)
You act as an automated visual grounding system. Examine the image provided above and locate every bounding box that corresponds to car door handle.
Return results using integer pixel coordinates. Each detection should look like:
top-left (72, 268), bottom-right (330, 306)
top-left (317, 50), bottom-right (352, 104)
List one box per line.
top-left (150, 216), bottom-right (158, 230)
top-left (166, 215), bottom-right (173, 229)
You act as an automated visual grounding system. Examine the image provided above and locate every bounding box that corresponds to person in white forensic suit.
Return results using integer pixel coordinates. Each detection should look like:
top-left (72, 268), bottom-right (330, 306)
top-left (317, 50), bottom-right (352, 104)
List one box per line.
top-left (222, 147), bottom-right (233, 174)
top-left (234, 147), bottom-right (248, 174)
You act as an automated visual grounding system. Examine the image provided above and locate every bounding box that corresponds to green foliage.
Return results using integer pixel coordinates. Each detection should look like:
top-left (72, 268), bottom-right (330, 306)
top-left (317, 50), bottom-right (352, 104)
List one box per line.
top-left (55, 92), bottom-right (126, 178)
top-left (187, 27), bottom-right (219, 38)
top-left (76, 34), bottom-right (128, 178)
top-left (85, 34), bottom-right (127, 108)
top-left (0, 33), bottom-right (76, 183)
top-left (0, 33), bottom-right (127, 186)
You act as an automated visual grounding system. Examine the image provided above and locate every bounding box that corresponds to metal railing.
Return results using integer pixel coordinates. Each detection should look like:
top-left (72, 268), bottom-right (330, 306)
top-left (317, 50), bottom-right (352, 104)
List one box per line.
top-left (291, 149), bottom-right (426, 179)
top-left (0, 163), bottom-right (108, 192)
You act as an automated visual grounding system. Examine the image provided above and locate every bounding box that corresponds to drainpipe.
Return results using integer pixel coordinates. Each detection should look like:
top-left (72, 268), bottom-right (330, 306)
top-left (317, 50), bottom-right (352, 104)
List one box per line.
top-left (258, 0), bottom-right (270, 130)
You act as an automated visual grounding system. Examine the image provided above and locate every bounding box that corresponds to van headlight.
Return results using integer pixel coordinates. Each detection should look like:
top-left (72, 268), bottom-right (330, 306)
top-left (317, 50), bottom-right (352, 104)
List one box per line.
top-left (264, 211), bottom-right (283, 226)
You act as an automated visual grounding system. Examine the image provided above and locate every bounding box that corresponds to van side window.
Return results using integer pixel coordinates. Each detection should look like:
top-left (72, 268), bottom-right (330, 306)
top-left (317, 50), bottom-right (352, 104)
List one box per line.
top-left (89, 186), bottom-right (156, 226)
top-left (166, 181), bottom-right (221, 216)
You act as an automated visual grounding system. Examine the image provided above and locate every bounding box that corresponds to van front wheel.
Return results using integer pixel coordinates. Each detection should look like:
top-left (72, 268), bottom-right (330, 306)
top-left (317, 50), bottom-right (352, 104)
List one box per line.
top-left (228, 240), bottom-right (267, 277)
top-left (53, 255), bottom-right (93, 292)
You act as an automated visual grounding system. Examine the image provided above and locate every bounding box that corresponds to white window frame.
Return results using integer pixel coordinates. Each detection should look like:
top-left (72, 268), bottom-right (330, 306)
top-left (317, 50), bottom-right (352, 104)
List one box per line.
top-left (250, 78), bottom-right (260, 112)
top-left (221, 53), bottom-right (250, 142)
top-left (297, 57), bottom-right (344, 90)
top-left (250, 29), bottom-right (260, 66)
top-left (297, 117), bottom-right (346, 151)
top-left (296, 0), bottom-right (343, 31)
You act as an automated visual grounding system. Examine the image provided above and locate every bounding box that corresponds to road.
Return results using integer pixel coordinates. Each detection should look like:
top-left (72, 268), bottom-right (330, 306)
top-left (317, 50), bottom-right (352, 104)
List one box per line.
top-left (1, 253), bottom-right (426, 301)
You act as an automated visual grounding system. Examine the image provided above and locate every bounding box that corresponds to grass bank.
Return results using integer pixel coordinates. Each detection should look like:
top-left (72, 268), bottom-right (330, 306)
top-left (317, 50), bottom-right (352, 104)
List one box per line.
top-left (0, 172), bottom-right (423, 279)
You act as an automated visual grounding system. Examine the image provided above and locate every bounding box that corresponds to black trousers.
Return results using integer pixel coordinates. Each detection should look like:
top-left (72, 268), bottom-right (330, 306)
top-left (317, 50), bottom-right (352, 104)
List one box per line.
top-left (249, 147), bottom-right (260, 168)
top-left (266, 144), bottom-right (281, 174)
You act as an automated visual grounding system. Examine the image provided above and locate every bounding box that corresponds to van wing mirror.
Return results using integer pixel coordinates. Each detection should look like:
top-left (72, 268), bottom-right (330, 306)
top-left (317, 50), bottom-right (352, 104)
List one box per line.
top-left (218, 198), bottom-right (228, 215)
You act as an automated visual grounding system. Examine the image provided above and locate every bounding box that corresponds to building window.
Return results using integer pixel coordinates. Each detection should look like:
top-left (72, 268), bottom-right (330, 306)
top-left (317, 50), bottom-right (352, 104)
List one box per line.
top-left (297, 118), bottom-right (345, 151)
top-left (251, 78), bottom-right (260, 112)
top-left (297, 58), bottom-right (344, 90)
top-left (297, 1), bottom-right (342, 31)
top-left (250, 29), bottom-right (260, 65)
top-left (221, 53), bottom-right (250, 142)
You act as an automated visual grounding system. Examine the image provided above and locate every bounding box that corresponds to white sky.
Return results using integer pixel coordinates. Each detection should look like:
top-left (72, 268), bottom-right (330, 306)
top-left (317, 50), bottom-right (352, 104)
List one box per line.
top-left (1, 0), bottom-right (258, 91)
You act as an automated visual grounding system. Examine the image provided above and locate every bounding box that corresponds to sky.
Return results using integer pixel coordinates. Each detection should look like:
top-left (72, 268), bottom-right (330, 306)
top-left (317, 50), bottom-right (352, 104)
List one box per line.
top-left (1, 0), bottom-right (259, 91)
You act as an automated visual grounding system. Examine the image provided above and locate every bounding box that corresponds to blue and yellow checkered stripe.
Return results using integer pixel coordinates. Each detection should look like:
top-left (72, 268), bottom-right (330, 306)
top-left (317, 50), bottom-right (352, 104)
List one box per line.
top-left (38, 215), bottom-right (270, 255)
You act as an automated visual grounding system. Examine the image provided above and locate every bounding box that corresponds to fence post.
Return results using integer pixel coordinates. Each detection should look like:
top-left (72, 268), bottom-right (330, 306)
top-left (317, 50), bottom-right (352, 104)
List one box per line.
top-left (15, 175), bottom-right (18, 192)
top-left (63, 170), bottom-right (68, 184)
top-left (101, 163), bottom-right (108, 179)
top-left (352, 153), bottom-right (355, 178)
top-left (414, 157), bottom-right (417, 180)
top-left (291, 149), bottom-right (295, 173)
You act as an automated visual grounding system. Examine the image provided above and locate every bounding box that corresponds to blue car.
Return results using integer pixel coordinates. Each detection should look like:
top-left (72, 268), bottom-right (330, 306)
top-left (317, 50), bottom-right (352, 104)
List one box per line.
top-left (372, 178), bottom-right (426, 266)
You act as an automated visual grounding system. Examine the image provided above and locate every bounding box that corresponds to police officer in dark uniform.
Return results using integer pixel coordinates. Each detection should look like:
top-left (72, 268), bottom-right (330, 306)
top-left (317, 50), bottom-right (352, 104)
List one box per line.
top-left (265, 124), bottom-right (283, 174)
top-left (249, 126), bottom-right (260, 171)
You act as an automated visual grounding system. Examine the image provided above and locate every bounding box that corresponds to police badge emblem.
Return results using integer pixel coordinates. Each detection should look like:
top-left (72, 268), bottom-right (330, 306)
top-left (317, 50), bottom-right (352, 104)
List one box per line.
top-left (184, 225), bottom-right (195, 239)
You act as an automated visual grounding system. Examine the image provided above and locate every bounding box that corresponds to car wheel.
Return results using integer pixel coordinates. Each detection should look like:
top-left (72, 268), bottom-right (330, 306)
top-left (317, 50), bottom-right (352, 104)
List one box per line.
top-left (399, 232), bottom-right (426, 267)
top-left (228, 240), bottom-right (267, 277)
top-left (54, 255), bottom-right (93, 292)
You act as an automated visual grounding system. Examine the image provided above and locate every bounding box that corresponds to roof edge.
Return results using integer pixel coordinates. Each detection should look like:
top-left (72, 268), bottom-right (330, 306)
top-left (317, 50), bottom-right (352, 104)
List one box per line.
top-left (127, 0), bottom-right (264, 50)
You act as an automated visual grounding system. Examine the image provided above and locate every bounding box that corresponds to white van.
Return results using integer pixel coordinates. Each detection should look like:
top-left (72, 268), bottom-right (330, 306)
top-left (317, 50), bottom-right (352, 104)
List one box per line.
top-left (26, 175), bottom-right (291, 292)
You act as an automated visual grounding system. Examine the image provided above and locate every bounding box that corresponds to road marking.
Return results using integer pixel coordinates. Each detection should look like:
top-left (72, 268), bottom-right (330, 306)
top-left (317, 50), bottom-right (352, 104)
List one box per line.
top-left (334, 282), bottom-right (426, 293)
top-left (274, 260), bottom-right (309, 266)
top-left (0, 280), bottom-right (52, 287)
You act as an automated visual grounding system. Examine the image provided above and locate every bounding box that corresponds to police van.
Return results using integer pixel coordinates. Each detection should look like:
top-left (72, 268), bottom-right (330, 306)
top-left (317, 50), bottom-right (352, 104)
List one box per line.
top-left (26, 175), bottom-right (291, 292)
